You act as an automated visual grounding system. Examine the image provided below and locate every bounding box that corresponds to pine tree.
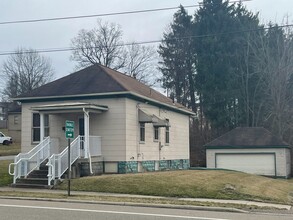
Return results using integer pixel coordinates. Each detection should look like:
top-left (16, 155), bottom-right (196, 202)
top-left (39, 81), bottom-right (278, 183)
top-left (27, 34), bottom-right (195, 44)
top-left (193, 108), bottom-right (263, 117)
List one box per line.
top-left (158, 6), bottom-right (197, 111)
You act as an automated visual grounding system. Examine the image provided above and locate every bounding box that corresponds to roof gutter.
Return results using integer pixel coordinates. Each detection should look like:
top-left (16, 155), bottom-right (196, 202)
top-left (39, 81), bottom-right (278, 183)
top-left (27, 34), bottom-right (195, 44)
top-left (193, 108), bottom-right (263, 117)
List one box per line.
top-left (13, 91), bottom-right (130, 102)
top-left (128, 92), bottom-right (195, 116)
top-left (14, 91), bottom-right (195, 116)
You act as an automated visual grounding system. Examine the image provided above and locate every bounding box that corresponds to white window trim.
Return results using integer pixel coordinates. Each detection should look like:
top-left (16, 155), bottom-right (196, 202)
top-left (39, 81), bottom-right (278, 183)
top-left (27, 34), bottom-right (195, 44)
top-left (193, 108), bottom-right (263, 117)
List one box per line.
top-left (153, 126), bottom-right (160, 142)
top-left (139, 122), bottom-right (145, 144)
top-left (32, 113), bottom-right (49, 143)
top-left (165, 125), bottom-right (170, 145)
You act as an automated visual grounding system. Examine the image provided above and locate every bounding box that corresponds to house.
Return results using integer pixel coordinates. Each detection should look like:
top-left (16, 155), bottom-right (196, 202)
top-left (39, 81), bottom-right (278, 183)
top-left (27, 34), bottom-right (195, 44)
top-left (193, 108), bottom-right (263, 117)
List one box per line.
top-left (7, 106), bottom-right (22, 143)
top-left (0, 102), bottom-right (8, 128)
top-left (12, 64), bottom-right (194, 185)
top-left (205, 127), bottom-right (291, 178)
top-left (0, 102), bottom-right (19, 129)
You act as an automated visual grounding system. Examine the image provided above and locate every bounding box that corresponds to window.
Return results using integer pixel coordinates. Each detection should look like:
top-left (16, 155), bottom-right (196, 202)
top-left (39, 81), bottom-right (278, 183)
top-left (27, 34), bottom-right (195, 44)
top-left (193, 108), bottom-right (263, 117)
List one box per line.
top-left (32, 113), bottom-right (49, 142)
top-left (165, 119), bottom-right (170, 144)
top-left (140, 123), bottom-right (145, 142)
top-left (14, 116), bottom-right (19, 125)
top-left (154, 127), bottom-right (159, 141)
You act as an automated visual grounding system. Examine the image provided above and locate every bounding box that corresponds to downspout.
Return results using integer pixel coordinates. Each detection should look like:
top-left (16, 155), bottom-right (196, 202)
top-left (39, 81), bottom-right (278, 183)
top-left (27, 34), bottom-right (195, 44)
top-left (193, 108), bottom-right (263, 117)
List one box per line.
top-left (83, 108), bottom-right (93, 175)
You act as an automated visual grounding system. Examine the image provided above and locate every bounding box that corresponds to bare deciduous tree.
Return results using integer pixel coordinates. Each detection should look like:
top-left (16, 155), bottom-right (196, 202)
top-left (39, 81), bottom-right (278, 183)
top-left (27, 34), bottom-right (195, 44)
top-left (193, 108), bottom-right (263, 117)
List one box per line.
top-left (2, 48), bottom-right (54, 100)
top-left (260, 25), bottom-right (293, 138)
top-left (123, 43), bottom-right (159, 86)
top-left (239, 24), bottom-right (293, 141)
top-left (71, 19), bottom-right (126, 70)
top-left (71, 19), bottom-right (159, 86)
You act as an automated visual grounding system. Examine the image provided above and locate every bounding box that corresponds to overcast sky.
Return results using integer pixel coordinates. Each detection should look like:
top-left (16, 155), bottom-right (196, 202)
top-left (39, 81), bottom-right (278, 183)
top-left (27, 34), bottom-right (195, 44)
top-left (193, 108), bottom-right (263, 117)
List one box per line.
top-left (0, 0), bottom-right (292, 81)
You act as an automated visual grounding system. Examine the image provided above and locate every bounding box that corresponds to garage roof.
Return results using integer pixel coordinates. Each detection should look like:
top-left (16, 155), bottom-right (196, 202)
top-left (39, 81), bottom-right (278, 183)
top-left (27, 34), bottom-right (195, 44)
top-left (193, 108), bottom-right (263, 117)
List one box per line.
top-left (205, 127), bottom-right (289, 148)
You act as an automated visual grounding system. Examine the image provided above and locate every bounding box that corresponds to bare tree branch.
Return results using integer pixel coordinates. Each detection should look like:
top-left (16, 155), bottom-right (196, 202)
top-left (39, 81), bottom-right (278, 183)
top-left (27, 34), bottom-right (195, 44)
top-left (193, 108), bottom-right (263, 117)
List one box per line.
top-left (71, 19), bottom-right (126, 70)
top-left (2, 48), bottom-right (54, 100)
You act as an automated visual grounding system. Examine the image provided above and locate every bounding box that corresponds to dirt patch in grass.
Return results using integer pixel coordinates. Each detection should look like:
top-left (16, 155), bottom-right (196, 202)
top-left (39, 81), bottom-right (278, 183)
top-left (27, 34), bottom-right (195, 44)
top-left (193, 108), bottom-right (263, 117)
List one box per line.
top-left (57, 170), bottom-right (293, 205)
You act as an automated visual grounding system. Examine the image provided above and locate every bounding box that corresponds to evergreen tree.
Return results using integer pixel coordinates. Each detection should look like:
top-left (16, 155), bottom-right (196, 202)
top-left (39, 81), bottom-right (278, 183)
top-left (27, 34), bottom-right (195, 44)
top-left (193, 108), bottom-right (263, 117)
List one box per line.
top-left (193, 0), bottom-right (261, 135)
top-left (158, 6), bottom-right (197, 111)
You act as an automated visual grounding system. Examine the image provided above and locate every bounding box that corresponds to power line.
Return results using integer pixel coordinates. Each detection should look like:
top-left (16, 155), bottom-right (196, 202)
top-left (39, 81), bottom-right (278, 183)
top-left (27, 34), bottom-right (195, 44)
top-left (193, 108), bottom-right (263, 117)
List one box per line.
top-left (0, 0), bottom-right (251, 25)
top-left (0, 23), bottom-right (291, 56)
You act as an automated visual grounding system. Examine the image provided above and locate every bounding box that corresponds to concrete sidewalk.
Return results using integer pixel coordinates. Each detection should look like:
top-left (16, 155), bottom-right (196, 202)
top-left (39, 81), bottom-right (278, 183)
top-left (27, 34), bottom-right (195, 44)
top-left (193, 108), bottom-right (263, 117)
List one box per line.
top-left (0, 187), bottom-right (291, 211)
top-left (0, 155), bottom-right (14, 161)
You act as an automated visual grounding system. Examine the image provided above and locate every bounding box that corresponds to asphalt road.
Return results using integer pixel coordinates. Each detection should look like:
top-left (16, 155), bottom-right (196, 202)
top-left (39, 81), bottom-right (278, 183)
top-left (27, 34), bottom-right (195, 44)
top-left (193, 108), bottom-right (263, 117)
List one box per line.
top-left (0, 198), bottom-right (292, 220)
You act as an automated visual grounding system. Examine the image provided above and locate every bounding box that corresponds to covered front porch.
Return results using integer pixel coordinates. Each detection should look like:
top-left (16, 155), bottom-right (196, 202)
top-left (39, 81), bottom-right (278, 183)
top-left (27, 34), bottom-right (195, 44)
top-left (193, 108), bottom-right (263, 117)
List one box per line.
top-left (9, 102), bottom-right (108, 187)
top-left (32, 102), bottom-right (108, 156)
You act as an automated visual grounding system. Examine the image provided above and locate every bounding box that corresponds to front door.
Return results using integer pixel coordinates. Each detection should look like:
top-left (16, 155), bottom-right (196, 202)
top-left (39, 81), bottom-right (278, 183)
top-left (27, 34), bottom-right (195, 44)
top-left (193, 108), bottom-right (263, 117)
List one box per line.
top-left (79, 118), bottom-right (85, 136)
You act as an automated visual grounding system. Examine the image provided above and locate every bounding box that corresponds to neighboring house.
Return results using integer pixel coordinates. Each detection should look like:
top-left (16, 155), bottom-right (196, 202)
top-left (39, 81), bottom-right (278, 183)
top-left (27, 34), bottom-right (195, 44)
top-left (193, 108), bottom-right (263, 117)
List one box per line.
top-left (7, 106), bottom-right (22, 143)
top-left (206, 127), bottom-right (291, 178)
top-left (0, 102), bottom-right (19, 129)
top-left (0, 102), bottom-right (8, 128)
top-left (14, 64), bottom-right (195, 176)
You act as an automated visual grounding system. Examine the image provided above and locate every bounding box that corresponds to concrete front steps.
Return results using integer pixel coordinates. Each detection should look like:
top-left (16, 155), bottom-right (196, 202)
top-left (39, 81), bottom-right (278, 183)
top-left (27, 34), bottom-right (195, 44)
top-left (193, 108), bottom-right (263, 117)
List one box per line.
top-left (11, 162), bottom-right (52, 189)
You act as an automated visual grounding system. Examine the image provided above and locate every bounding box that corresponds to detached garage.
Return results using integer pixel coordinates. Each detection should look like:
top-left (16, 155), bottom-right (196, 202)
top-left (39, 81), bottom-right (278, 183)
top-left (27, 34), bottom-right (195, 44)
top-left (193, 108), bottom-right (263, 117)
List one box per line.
top-left (206, 127), bottom-right (291, 178)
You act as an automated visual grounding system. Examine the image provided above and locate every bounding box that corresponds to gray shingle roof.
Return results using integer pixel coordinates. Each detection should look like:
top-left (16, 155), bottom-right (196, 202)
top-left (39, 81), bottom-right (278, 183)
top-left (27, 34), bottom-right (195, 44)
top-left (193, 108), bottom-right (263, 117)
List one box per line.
top-left (16, 64), bottom-right (194, 115)
top-left (17, 65), bottom-right (126, 97)
top-left (205, 127), bottom-right (289, 147)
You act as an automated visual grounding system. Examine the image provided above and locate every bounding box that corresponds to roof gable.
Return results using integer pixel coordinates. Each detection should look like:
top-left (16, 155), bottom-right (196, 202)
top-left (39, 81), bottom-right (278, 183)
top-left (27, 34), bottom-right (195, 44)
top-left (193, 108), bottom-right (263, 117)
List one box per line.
top-left (205, 127), bottom-right (289, 147)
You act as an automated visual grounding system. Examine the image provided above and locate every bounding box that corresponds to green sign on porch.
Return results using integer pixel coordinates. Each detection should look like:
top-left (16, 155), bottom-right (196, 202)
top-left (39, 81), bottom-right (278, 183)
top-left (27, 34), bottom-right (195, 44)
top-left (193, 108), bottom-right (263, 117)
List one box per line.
top-left (65, 120), bottom-right (74, 139)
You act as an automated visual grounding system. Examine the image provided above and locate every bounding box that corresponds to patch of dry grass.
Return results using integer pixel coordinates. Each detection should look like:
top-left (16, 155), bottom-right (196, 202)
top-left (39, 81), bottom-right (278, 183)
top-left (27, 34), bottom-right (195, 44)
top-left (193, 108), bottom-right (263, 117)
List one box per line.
top-left (0, 160), bottom-right (13, 186)
top-left (0, 129), bottom-right (20, 156)
top-left (57, 170), bottom-right (293, 205)
top-left (0, 143), bottom-right (21, 156)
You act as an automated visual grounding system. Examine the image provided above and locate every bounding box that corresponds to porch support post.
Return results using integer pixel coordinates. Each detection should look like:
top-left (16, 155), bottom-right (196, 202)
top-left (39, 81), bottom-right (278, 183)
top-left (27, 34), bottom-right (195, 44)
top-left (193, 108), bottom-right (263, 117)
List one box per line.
top-left (84, 110), bottom-right (90, 159)
top-left (40, 113), bottom-right (45, 141)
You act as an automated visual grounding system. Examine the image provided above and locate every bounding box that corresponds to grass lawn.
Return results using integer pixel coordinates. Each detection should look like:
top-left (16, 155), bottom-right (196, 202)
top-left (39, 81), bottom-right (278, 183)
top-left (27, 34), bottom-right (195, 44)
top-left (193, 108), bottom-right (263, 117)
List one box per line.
top-left (0, 129), bottom-right (21, 156)
top-left (0, 160), bottom-right (13, 187)
top-left (57, 170), bottom-right (293, 205)
top-left (0, 143), bottom-right (21, 156)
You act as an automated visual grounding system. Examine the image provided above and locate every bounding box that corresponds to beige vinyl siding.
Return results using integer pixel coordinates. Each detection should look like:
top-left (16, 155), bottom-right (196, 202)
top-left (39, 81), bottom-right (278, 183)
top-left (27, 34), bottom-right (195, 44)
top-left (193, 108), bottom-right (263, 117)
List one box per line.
top-left (285, 148), bottom-right (291, 177)
top-left (49, 114), bottom-right (68, 153)
top-left (7, 113), bottom-right (21, 143)
top-left (21, 103), bottom-right (34, 152)
top-left (125, 99), bottom-right (139, 161)
top-left (21, 97), bottom-right (190, 164)
top-left (125, 100), bottom-right (190, 162)
top-left (88, 98), bottom-right (126, 161)
top-left (20, 98), bottom-right (127, 161)
top-left (161, 110), bottom-right (189, 159)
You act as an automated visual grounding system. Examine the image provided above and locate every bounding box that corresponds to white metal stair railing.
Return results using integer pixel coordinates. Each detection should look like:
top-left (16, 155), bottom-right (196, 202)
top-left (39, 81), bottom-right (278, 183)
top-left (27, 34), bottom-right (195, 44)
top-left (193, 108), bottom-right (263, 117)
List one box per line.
top-left (8, 137), bottom-right (51, 184)
top-left (47, 136), bottom-right (81, 186)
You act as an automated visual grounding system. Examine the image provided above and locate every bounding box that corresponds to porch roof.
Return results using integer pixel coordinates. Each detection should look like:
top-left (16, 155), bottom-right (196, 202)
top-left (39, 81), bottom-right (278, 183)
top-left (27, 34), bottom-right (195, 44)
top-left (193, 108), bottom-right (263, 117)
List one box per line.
top-left (31, 102), bottom-right (108, 114)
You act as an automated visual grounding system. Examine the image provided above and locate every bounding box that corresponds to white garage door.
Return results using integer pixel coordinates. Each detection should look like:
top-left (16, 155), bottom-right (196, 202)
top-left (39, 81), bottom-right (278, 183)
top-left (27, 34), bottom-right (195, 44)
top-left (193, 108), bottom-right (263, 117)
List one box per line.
top-left (215, 153), bottom-right (276, 176)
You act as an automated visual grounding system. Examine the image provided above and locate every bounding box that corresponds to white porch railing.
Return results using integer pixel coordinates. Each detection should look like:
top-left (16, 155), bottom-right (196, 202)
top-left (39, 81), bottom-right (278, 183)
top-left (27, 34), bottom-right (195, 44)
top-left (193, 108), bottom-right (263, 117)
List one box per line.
top-left (46, 135), bottom-right (101, 186)
top-left (46, 136), bottom-right (81, 186)
top-left (8, 137), bottom-right (51, 184)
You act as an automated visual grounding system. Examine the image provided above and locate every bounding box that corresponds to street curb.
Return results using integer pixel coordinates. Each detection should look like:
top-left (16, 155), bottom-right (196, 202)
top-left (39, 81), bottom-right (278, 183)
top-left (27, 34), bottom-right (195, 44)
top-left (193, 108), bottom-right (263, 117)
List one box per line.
top-left (0, 196), bottom-right (248, 213)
